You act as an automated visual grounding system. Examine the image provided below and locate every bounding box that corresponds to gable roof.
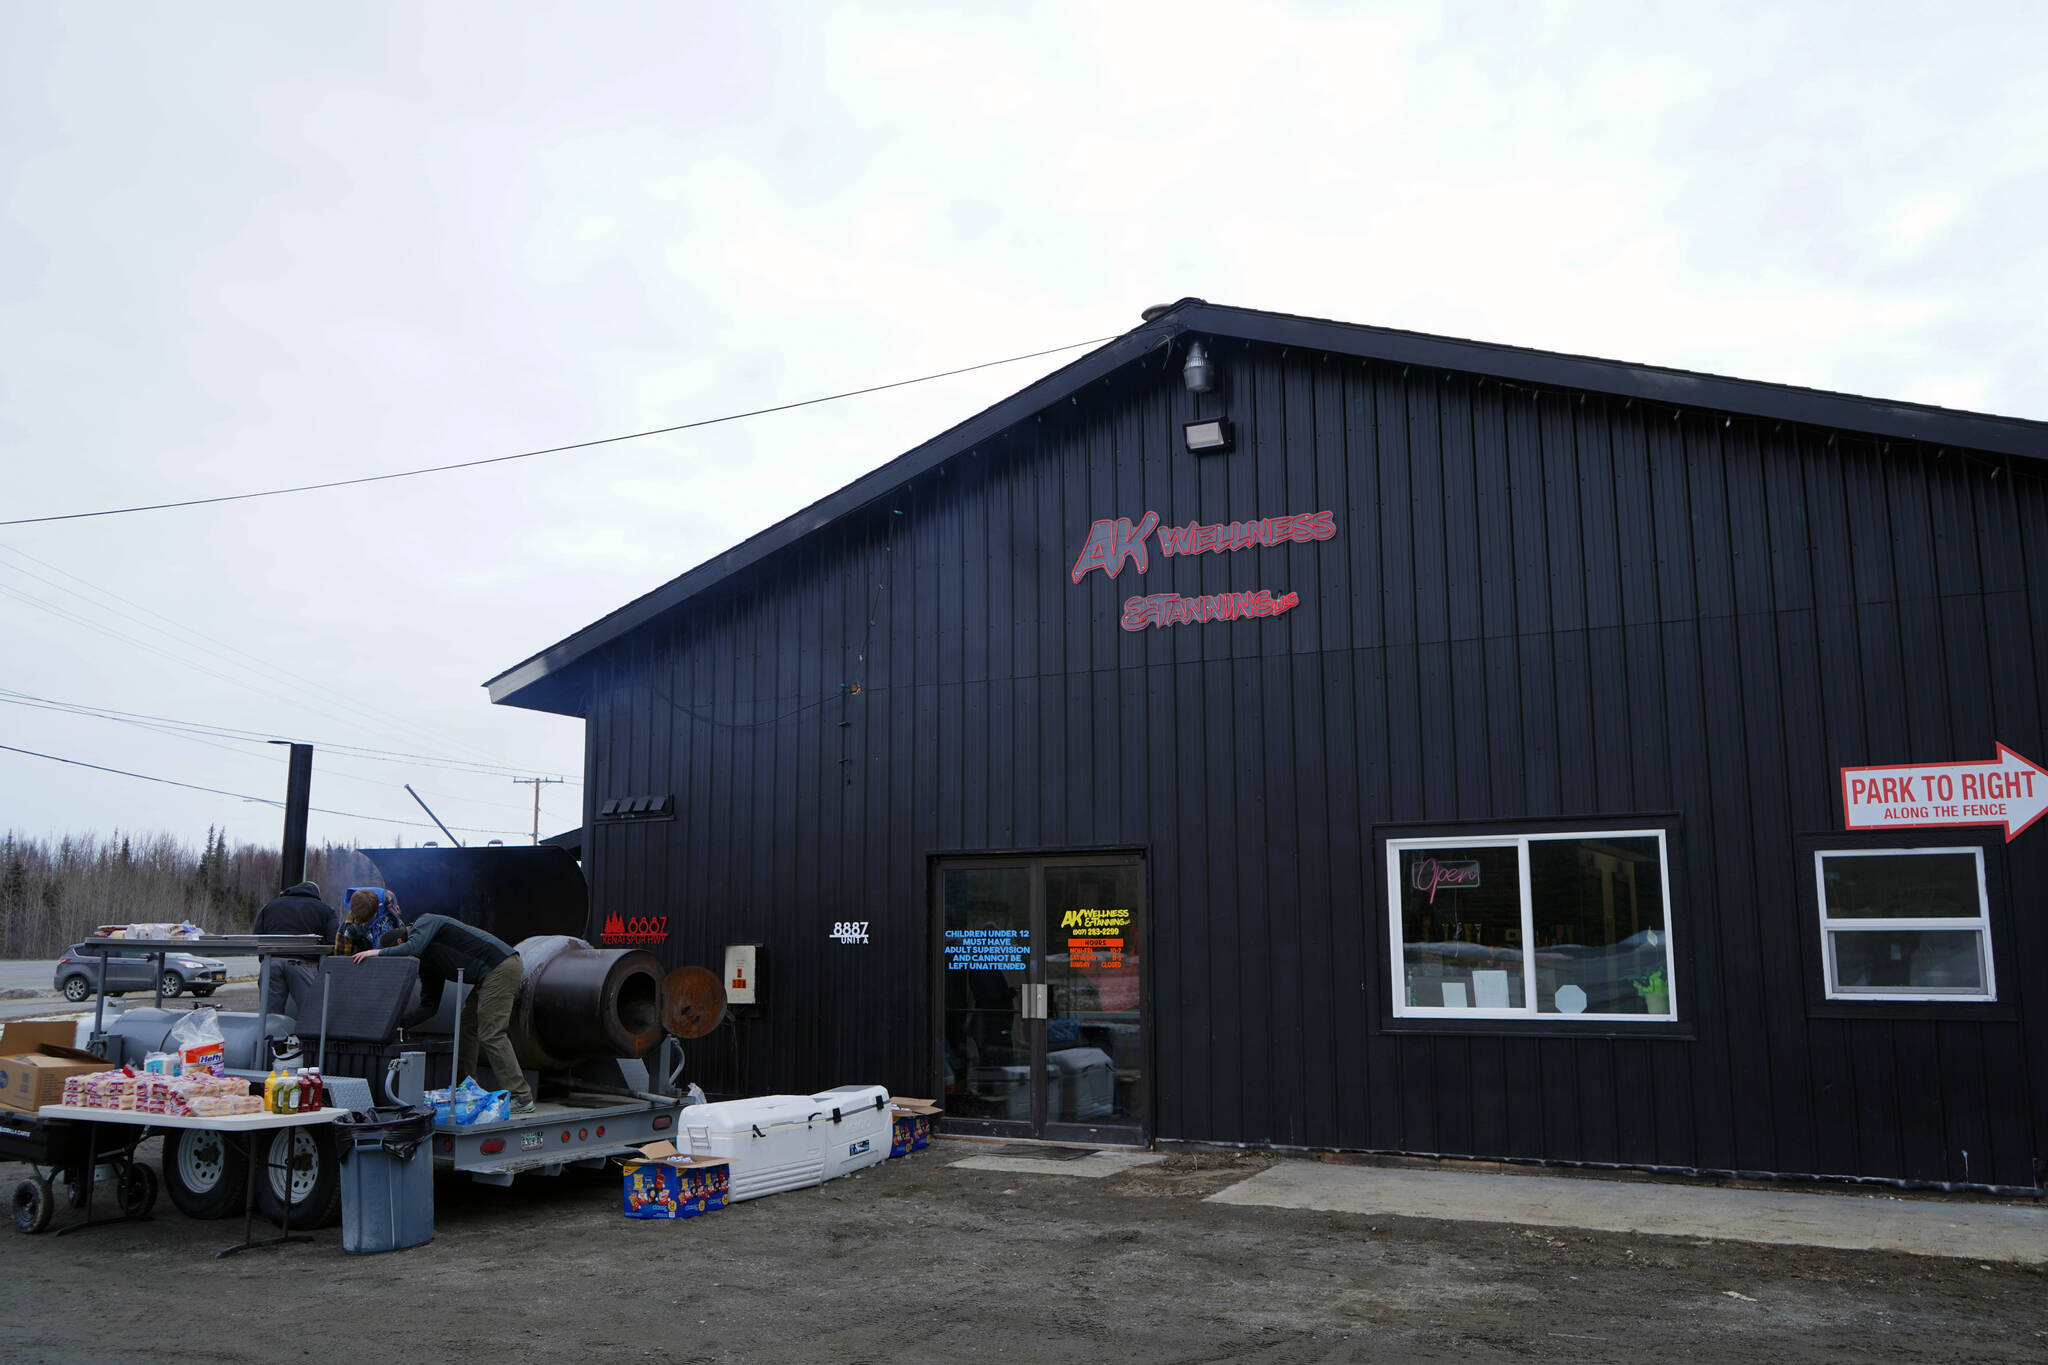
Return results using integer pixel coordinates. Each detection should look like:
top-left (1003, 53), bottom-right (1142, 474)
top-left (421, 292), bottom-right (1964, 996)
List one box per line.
top-left (487, 297), bottom-right (2048, 713)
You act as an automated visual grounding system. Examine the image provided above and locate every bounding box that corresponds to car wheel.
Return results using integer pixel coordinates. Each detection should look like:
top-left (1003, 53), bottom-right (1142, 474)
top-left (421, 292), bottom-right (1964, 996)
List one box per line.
top-left (10, 1178), bottom-right (53, 1234)
top-left (255, 1126), bottom-right (341, 1229)
top-left (60, 976), bottom-right (91, 1004)
top-left (163, 1128), bottom-right (247, 1219)
top-left (160, 970), bottom-right (184, 997)
top-left (120, 1163), bottom-right (158, 1218)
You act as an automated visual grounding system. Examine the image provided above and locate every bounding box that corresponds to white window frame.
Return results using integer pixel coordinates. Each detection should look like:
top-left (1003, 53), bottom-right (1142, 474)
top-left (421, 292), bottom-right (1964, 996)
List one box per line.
top-left (1386, 828), bottom-right (1677, 1022)
top-left (1814, 846), bottom-right (1996, 1002)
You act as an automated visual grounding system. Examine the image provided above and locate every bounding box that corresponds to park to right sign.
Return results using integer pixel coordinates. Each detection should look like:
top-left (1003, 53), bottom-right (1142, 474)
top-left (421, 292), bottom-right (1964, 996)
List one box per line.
top-left (1840, 743), bottom-right (2048, 842)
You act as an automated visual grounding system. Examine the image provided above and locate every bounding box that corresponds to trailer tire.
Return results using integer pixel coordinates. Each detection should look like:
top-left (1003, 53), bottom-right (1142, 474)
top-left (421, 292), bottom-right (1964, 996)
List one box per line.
top-left (121, 1162), bottom-right (158, 1218)
top-left (255, 1125), bottom-right (340, 1229)
top-left (11, 1178), bottom-right (52, 1234)
top-left (163, 1128), bottom-right (247, 1219)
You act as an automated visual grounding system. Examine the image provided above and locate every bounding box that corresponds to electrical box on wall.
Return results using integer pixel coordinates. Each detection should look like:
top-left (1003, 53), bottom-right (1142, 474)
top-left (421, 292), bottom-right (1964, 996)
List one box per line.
top-left (724, 944), bottom-right (761, 1007)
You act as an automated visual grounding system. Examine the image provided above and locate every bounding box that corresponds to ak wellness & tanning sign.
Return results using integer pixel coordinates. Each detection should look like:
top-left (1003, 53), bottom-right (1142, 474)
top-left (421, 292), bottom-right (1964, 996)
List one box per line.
top-left (1069, 507), bottom-right (1335, 629)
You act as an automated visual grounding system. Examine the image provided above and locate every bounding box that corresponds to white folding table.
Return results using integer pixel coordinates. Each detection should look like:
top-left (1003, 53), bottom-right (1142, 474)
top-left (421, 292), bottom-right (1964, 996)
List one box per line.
top-left (37, 1104), bottom-right (346, 1256)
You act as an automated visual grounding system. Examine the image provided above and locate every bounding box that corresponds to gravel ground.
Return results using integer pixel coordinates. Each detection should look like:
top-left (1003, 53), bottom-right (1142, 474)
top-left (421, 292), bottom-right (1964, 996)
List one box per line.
top-left (1, 1140), bottom-right (2042, 1363)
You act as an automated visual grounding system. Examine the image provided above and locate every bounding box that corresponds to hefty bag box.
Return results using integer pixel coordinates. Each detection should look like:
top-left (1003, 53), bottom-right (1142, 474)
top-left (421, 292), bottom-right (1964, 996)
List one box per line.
top-left (621, 1141), bottom-right (730, 1219)
top-left (0, 1021), bottom-right (106, 1113)
top-left (889, 1098), bottom-right (941, 1158)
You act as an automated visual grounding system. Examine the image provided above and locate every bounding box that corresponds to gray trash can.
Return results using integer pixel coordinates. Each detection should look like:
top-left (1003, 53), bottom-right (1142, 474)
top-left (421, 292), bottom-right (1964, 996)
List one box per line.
top-left (334, 1104), bottom-right (436, 1254)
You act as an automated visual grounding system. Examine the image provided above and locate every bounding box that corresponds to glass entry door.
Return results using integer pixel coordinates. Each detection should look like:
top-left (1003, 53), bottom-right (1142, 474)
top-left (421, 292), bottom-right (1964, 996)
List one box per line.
top-left (935, 854), bottom-right (1146, 1144)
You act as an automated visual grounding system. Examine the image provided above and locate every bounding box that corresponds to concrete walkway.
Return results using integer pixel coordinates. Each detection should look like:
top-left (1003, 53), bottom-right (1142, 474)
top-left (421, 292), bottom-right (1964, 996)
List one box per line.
top-left (952, 1150), bottom-right (1166, 1179)
top-left (1206, 1158), bottom-right (2048, 1263)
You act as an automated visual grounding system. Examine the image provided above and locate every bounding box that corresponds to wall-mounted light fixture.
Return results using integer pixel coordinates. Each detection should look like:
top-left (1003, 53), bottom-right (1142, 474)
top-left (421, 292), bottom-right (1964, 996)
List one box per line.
top-left (1183, 342), bottom-right (1216, 393)
top-left (1184, 418), bottom-right (1234, 454)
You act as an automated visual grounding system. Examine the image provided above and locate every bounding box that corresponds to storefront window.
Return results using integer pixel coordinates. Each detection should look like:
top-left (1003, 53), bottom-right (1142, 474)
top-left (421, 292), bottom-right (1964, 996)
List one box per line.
top-left (1388, 829), bottom-right (1676, 1021)
top-left (1816, 848), bottom-right (1994, 1001)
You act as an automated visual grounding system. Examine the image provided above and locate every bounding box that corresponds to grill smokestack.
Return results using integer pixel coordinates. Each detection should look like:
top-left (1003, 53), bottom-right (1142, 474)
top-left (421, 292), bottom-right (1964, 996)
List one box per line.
top-left (278, 742), bottom-right (313, 890)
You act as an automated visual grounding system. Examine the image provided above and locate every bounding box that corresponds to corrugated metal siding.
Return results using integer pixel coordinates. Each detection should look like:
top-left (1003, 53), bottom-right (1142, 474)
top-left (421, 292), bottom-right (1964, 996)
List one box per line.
top-left (581, 337), bottom-right (2048, 1187)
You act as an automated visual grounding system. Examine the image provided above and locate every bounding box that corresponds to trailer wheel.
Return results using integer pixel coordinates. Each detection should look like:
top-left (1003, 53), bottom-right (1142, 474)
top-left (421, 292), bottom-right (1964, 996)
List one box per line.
top-left (120, 1162), bottom-right (158, 1218)
top-left (11, 1178), bottom-right (52, 1234)
top-left (255, 1125), bottom-right (340, 1229)
top-left (163, 1128), bottom-right (247, 1219)
top-left (60, 976), bottom-right (91, 1004)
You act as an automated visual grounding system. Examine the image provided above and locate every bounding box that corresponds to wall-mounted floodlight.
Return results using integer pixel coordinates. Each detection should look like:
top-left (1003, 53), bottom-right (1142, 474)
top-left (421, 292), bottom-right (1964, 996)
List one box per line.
top-left (1184, 418), bottom-right (1235, 454)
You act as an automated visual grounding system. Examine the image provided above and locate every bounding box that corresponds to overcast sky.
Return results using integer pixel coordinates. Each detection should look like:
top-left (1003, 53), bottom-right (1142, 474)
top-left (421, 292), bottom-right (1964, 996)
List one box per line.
top-left (2, 1), bottom-right (2043, 857)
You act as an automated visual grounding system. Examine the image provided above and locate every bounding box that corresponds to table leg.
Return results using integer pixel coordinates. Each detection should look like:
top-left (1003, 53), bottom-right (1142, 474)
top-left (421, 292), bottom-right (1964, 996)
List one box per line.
top-left (215, 1127), bottom-right (314, 1258)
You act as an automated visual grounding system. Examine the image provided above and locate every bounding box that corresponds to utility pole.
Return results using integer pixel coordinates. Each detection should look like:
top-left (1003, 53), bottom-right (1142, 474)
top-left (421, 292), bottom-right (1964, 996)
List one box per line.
top-left (512, 777), bottom-right (563, 846)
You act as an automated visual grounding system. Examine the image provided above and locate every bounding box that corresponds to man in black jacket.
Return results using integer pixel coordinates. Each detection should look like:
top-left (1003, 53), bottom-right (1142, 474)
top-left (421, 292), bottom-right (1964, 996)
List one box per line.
top-left (252, 881), bottom-right (340, 1019)
top-left (354, 914), bottom-right (534, 1114)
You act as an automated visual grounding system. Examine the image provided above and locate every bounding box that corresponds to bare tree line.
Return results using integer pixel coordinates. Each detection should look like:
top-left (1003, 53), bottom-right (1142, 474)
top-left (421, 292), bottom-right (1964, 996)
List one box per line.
top-left (0, 828), bottom-right (382, 958)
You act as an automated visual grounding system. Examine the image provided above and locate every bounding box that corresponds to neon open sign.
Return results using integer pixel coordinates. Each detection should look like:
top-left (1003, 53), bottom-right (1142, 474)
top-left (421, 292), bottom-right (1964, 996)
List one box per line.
top-left (1411, 858), bottom-right (1481, 903)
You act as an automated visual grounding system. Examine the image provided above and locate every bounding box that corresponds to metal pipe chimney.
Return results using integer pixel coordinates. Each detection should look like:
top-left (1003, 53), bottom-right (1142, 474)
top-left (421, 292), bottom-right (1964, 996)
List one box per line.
top-left (278, 742), bottom-right (313, 890)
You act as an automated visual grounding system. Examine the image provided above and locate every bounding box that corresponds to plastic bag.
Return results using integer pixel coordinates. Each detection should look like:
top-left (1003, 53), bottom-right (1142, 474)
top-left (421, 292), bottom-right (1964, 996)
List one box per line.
top-left (450, 1076), bottom-right (509, 1125)
top-left (335, 1105), bottom-right (437, 1162)
top-left (167, 1008), bottom-right (226, 1076)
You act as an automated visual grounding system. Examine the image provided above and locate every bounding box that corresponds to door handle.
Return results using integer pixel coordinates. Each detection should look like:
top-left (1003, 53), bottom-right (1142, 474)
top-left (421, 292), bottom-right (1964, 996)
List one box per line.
top-left (1022, 984), bottom-right (1048, 1020)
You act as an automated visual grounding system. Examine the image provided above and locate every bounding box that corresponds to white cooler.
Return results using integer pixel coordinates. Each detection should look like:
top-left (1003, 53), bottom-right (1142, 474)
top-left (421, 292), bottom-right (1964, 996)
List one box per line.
top-left (681, 1085), bottom-right (892, 1201)
top-left (810, 1085), bottom-right (892, 1179)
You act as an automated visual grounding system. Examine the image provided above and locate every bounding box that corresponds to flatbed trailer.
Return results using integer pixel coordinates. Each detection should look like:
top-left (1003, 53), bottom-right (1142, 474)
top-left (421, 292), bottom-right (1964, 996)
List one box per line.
top-left (428, 1089), bottom-right (688, 1184)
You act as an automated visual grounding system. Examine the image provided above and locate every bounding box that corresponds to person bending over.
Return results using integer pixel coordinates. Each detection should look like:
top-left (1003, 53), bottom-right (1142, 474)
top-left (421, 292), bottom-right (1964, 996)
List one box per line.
top-left (354, 914), bottom-right (534, 1115)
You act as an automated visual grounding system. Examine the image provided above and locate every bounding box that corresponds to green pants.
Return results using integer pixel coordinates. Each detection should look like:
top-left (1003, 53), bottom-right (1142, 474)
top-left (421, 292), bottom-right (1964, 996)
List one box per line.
top-left (462, 954), bottom-right (531, 1106)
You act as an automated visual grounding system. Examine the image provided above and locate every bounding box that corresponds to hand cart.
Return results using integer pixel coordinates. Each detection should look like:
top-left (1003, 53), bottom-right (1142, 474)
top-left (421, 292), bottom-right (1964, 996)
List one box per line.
top-left (1, 1107), bottom-right (157, 1235)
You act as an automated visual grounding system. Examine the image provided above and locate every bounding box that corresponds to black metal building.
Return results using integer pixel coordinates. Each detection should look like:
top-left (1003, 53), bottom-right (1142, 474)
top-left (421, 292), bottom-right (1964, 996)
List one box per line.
top-left (488, 300), bottom-right (2048, 1191)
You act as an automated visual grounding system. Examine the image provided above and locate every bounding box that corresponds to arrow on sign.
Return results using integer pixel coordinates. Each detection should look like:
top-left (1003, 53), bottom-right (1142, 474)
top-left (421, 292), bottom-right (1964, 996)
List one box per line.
top-left (1841, 743), bottom-right (2048, 842)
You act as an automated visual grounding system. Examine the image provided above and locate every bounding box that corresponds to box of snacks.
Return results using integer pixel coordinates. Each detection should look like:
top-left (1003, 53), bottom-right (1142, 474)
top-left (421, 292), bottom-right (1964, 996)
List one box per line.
top-left (0, 1021), bottom-right (107, 1113)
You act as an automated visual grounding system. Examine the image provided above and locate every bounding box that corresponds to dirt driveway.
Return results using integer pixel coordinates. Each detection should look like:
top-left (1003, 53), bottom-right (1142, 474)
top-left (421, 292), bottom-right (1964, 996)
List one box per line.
top-left (2, 1141), bottom-right (2042, 1363)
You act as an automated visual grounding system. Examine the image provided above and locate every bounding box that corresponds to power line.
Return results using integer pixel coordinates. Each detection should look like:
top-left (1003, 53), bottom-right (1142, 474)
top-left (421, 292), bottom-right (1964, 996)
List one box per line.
top-left (1, 335), bottom-right (1118, 527)
top-left (0, 582), bottom-right (565, 779)
top-left (0, 561), bottom-right (522, 772)
top-left (0, 543), bottom-right (511, 767)
top-left (0, 689), bottom-right (577, 783)
top-left (0, 742), bottom-right (527, 836)
top-left (0, 693), bottom-right (543, 812)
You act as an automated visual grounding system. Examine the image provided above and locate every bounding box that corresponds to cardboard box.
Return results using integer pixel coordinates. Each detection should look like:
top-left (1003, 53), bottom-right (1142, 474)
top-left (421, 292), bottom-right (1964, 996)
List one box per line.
top-left (620, 1140), bottom-right (730, 1219)
top-left (889, 1097), bottom-right (941, 1157)
top-left (0, 1021), bottom-right (107, 1114)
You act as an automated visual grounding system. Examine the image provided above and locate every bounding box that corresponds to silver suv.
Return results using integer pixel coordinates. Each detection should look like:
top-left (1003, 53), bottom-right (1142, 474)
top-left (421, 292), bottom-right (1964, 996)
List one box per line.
top-left (53, 945), bottom-right (228, 1002)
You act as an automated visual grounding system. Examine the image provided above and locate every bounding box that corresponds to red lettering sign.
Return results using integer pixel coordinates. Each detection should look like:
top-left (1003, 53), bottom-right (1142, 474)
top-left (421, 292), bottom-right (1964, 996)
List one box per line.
top-left (1071, 508), bottom-right (1336, 582)
top-left (1841, 744), bottom-right (2048, 842)
top-left (599, 911), bottom-right (670, 946)
top-left (1070, 512), bottom-right (1162, 581)
top-left (1121, 589), bottom-right (1300, 630)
